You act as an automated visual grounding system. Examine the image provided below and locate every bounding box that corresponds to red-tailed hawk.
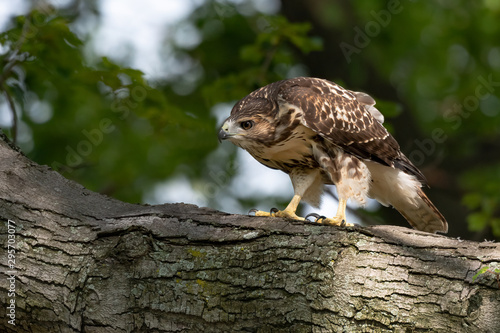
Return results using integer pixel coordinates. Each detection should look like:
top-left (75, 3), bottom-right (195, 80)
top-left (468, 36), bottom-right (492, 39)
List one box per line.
top-left (218, 77), bottom-right (448, 233)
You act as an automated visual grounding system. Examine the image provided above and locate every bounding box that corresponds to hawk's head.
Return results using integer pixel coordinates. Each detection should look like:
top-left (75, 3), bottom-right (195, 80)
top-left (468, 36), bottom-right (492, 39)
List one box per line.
top-left (218, 96), bottom-right (276, 151)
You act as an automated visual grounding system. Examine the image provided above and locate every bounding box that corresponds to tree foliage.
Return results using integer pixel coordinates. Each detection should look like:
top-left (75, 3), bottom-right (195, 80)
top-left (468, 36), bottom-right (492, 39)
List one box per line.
top-left (1, 0), bottom-right (499, 240)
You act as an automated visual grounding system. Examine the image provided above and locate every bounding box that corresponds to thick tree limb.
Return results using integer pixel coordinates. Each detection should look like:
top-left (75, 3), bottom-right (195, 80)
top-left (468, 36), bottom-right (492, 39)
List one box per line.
top-left (0, 134), bottom-right (499, 333)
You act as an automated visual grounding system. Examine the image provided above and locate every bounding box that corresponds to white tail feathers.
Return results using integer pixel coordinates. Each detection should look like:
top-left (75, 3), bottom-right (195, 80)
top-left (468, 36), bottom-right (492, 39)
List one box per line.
top-left (365, 161), bottom-right (448, 234)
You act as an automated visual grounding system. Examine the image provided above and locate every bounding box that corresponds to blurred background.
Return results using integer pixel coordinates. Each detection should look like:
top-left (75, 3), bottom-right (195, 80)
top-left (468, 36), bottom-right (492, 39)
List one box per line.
top-left (1, 0), bottom-right (499, 241)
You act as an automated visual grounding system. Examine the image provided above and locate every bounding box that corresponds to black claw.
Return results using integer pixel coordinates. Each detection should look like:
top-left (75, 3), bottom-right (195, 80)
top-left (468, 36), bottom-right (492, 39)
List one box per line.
top-left (248, 209), bottom-right (258, 216)
top-left (305, 213), bottom-right (326, 223)
top-left (340, 219), bottom-right (346, 227)
top-left (270, 207), bottom-right (279, 215)
top-left (305, 213), bottom-right (320, 221)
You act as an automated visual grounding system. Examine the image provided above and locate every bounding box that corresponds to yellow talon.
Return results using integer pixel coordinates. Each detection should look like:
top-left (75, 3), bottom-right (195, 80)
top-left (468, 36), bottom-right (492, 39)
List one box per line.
top-left (317, 216), bottom-right (353, 227)
top-left (250, 209), bottom-right (304, 221)
top-left (249, 193), bottom-right (305, 221)
top-left (305, 198), bottom-right (353, 226)
top-left (249, 196), bottom-right (354, 226)
top-left (274, 209), bottom-right (305, 221)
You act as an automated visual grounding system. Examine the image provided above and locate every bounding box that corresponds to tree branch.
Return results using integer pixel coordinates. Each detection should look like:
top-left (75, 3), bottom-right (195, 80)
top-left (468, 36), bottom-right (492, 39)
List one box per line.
top-left (1, 85), bottom-right (18, 144)
top-left (0, 134), bottom-right (499, 333)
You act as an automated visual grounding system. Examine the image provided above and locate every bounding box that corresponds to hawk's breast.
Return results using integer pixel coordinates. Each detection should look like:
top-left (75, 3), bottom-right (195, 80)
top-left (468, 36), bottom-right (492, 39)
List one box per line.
top-left (248, 125), bottom-right (320, 173)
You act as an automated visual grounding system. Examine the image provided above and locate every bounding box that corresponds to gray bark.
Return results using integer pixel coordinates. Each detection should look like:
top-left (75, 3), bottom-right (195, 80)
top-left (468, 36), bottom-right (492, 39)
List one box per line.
top-left (0, 134), bottom-right (499, 333)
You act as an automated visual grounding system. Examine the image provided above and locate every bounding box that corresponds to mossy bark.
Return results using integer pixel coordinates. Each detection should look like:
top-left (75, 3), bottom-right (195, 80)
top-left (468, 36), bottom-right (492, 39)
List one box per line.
top-left (0, 135), bottom-right (499, 333)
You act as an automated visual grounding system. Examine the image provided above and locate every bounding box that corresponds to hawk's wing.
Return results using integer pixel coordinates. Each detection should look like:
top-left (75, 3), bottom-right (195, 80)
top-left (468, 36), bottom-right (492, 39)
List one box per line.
top-left (276, 77), bottom-right (426, 183)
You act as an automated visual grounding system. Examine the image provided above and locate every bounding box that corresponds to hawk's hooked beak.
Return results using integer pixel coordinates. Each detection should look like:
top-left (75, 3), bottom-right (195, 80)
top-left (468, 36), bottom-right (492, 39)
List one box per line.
top-left (218, 121), bottom-right (231, 143)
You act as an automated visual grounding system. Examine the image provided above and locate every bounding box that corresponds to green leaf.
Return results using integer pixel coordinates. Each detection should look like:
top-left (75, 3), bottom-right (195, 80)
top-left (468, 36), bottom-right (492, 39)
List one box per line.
top-left (240, 44), bottom-right (263, 63)
top-left (467, 212), bottom-right (489, 231)
top-left (375, 100), bottom-right (403, 118)
top-left (472, 266), bottom-right (490, 282)
top-left (462, 193), bottom-right (483, 210)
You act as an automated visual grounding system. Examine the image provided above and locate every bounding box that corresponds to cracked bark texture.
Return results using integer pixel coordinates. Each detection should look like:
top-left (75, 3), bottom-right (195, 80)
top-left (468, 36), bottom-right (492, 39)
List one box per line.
top-left (0, 135), bottom-right (499, 333)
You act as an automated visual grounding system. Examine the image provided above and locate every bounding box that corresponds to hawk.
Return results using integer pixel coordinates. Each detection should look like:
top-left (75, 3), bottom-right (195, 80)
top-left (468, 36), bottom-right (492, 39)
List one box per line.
top-left (218, 77), bottom-right (448, 233)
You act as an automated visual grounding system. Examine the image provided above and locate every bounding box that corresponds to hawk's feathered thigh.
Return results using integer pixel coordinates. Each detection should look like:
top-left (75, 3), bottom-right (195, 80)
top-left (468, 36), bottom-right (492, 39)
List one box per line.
top-left (218, 77), bottom-right (447, 233)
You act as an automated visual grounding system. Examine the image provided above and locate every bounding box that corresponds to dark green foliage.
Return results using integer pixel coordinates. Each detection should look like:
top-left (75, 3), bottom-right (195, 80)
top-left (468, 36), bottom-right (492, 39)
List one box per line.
top-left (1, 7), bottom-right (218, 202)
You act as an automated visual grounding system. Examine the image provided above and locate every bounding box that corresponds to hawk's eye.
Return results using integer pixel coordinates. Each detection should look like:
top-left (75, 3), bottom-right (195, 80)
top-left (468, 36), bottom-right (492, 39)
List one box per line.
top-left (240, 121), bottom-right (254, 130)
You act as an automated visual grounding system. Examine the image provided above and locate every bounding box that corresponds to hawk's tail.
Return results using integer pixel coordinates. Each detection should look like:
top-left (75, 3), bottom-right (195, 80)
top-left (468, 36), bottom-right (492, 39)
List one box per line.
top-left (393, 188), bottom-right (448, 234)
top-left (366, 161), bottom-right (448, 234)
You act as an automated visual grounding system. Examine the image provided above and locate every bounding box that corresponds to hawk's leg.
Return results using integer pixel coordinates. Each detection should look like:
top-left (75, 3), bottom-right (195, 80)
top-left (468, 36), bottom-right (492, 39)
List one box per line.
top-left (249, 169), bottom-right (322, 221)
top-left (250, 194), bottom-right (305, 220)
top-left (316, 198), bottom-right (354, 226)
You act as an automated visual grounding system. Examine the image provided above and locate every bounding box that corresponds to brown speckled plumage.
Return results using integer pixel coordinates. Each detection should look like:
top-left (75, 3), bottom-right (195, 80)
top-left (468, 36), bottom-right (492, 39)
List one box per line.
top-left (220, 77), bottom-right (447, 233)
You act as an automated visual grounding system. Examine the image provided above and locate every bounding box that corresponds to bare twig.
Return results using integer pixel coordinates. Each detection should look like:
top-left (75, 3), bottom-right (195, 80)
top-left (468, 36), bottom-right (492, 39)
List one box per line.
top-left (0, 53), bottom-right (20, 89)
top-left (0, 8), bottom-right (40, 144)
top-left (1, 83), bottom-right (18, 144)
